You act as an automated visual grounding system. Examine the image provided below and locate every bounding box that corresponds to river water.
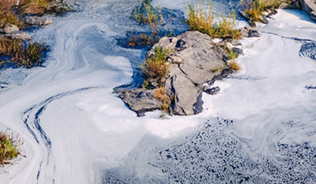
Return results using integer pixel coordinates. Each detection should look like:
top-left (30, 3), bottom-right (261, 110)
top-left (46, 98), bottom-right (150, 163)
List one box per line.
top-left (0, 0), bottom-right (316, 183)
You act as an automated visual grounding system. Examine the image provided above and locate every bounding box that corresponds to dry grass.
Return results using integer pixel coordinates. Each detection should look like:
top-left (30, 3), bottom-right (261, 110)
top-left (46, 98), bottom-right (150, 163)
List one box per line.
top-left (0, 130), bottom-right (22, 166)
top-left (0, 0), bottom-right (18, 12)
top-left (229, 60), bottom-right (242, 71)
top-left (0, 38), bottom-right (14, 55)
top-left (141, 46), bottom-right (172, 79)
top-left (185, 0), bottom-right (241, 39)
top-left (21, 0), bottom-right (50, 15)
top-left (153, 86), bottom-right (170, 113)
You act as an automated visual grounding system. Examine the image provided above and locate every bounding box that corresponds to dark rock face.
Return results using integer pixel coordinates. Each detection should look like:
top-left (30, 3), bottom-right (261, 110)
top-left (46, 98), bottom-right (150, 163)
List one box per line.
top-left (239, 26), bottom-right (260, 37)
top-left (298, 0), bottom-right (316, 21)
top-left (205, 86), bottom-right (220, 95)
top-left (232, 47), bottom-right (244, 56)
top-left (119, 31), bottom-right (233, 116)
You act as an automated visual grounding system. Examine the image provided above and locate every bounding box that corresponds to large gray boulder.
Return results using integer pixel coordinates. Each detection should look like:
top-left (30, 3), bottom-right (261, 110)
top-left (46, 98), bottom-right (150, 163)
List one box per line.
top-left (25, 17), bottom-right (54, 26)
top-left (298, 0), bottom-right (316, 21)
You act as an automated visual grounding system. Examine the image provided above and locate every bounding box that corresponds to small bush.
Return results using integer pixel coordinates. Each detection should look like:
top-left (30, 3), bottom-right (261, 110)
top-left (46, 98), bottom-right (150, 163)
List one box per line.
top-left (0, 130), bottom-right (22, 166)
top-left (185, 0), bottom-right (241, 39)
top-left (153, 86), bottom-right (170, 113)
top-left (141, 46), bottom-right (172, 79)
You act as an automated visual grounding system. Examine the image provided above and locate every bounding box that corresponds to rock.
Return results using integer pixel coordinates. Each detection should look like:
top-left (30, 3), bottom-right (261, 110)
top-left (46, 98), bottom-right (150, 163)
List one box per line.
top-left (232, 47), bottom-right (244, 56)
top-left (204, 86), bottom-right (220, 95)
top-left (239, 26), bottom-right (260, 37)
top-left (25, 17), bottom-right (54, 26)
top-left (6, 33), bottom-right (32, 41)
top-left (248, 30), bottom-right (260, 37)
top-left (298, 0), bottom-right (316, 21)
top-left (249, 20), bottom-right (256, 27)
top-left (193, 93), bottom-right (203, 114)
top-left (120, 31), bottom-right (233, 116)
top-left (167, 54), bottom-right (184, 64)
top-left (311, 11), bottom-right (316, 21)
top-left (259, 15), bottom-right (268, 24)
top-left (278, 2), bottom-right (290, 9)
top-left (119, 89), bottom-right (162, 113)
top-left (0, 24), bottom-right (19, 34)
top-left (240, 11), bottom-right (250, 20)
top-left (169, 74), bottom-right (199, 116)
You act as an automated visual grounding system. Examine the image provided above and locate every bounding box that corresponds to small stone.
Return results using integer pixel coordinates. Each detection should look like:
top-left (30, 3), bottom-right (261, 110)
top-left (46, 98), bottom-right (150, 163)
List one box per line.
top-left (278, 2), bottom-right (289, 9)
top-left (8, 33), bottom-right (32, 41)
top-left (1, 24), bottom-right (19, 34)
top-left (239, 11), bottom-right (250, 20)
top-left (205, 86), bottom-right (220, 95)
top-left (262, 11), bottom-right (269, 16)
top-left (259, 15), bottom-right (268, 24)
top-left (248, 30), bottom-right (260, 37)
top-left (25, 17), bottom-right (54, 26)
top-left (232, 47), bottom-right (244, 56)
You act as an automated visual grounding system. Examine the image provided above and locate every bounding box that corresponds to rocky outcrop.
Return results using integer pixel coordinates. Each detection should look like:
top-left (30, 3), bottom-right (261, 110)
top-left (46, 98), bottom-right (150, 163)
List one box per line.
top-left (298, 0), bottom-right (316, 21)
top-left (25, 17), bottom-right (54, 26)
top-left (120, 31), bottom-right (236, 116)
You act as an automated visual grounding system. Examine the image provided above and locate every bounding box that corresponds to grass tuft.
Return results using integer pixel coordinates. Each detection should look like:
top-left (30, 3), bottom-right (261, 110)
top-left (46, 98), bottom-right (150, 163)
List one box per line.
top-left (153, 86), bottom-right (170, 113)
top-left (185, 0), bottom-right (241, 39)
top-left (22, 0), bottom-right (49, 15)
top-left (141, 46), bottom-right (172, 79)
top-left (0, 130), bottom-right (22, 166)
top-left (0, 38), bottom-right (13, 55)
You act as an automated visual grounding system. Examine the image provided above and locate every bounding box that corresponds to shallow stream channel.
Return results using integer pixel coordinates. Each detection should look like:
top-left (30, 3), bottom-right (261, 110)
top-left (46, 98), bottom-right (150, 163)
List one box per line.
top-left (0, 0), bottom-right (316, 183)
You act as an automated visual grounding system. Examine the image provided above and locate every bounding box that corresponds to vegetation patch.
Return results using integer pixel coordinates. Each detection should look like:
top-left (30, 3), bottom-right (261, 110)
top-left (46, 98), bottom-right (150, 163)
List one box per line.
top-left (125, 0), bottom-right (174, 48)
top-left (0, 130), bottom-right (22, 166)
top-left (141, 46), bottom-right (173, 80)
top-left (242, 0), bottom-right (279, 22)
top-left (0, 38), bottom-right (47, 68)
top-left (185, 0), bottom-right (241, 39)
top-left (153, 86), bottom-right (170, 113)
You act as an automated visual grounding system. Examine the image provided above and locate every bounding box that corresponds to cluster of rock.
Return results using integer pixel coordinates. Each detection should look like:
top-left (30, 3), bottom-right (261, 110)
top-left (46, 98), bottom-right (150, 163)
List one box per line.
top-left (240, 0), bottom-right (316, 26)
top-left (240, 9), bottom-right (277, 27)
top-left (0, 17), bottom-right (53, 41)
top-left (119, 28), bottom-right (259, 117)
